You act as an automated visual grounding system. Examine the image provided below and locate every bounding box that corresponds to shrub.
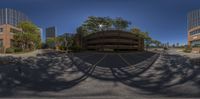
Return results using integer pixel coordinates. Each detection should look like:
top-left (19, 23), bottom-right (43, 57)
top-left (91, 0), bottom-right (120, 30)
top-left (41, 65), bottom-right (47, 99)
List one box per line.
top-left (163, 47), bottom-right (168, 50)
top-left (14, 47), bottom-right (23, 52)
top-left (6, 48), bottom-right (15, 53)
top-left (70, 45), bottom-right (82, 52)
top-left (58, 46), bottom-right (66, 50)
top-left (183, 47), bottom-right (192, 53)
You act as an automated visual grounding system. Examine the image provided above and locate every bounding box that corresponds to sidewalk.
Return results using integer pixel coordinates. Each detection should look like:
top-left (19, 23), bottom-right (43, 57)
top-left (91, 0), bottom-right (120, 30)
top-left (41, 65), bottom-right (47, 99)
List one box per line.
top-left (0, 50), bottom-right (43, 58)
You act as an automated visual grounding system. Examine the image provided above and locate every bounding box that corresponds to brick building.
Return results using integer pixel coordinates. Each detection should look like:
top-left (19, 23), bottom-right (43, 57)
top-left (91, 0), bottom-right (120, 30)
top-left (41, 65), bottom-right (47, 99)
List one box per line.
top-left (188, 9), bottom-right (200, 53)
top-left (0, 8), bottom-right (30, 50)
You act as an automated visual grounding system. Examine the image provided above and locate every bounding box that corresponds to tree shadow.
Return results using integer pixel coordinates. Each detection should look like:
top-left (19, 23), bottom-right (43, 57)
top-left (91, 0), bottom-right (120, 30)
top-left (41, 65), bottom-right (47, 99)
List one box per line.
top-left (73, 51), bottom-right (200, 97)
top-left (0, 51), bottom-right (200, 98)
top-left (0, 51), bottom-right (94, 97)
top-left (112, 54), bottom-right (200, 97)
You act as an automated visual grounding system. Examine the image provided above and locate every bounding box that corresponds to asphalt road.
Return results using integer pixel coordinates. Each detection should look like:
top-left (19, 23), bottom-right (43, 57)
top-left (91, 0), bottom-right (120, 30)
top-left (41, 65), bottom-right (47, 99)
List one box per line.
top-left (0, 50), bottom-right (199, 98)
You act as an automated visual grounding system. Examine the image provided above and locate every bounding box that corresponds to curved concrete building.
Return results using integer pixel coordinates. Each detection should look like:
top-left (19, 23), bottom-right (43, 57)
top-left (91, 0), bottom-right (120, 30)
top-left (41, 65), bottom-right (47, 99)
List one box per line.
top-left (84, 30), bottom-right (144, 51)
top-left (188, 9), bottom-right (200, 53)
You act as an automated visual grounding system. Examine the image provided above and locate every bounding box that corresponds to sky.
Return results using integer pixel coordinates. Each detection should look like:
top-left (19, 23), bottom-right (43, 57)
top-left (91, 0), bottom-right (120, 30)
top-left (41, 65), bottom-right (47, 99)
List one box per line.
top-left (1, 0), bottom-right (200, 44)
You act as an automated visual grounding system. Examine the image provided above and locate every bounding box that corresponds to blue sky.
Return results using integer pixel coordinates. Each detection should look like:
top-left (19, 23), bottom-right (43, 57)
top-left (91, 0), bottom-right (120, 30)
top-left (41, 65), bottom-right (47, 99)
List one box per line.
top-left (1, 0), bottom-right (200, 44)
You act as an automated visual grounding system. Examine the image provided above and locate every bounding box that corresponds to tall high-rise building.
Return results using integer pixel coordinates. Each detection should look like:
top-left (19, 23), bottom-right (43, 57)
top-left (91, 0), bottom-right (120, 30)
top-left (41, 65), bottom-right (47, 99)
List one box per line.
top-left (0, 8), bottom-right (30, 27)
top-left (0, 8), bottom-right (30, 49)
top-left (188, 9), bottom-right (200, 53)
top-left (46, 26), bottom-right (56, 40)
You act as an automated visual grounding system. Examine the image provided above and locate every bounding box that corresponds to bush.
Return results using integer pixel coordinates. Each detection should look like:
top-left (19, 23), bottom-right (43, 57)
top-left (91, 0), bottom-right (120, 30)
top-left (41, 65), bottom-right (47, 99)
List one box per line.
top-left (163, 47), bottom-right (168, 50)
top-left (70, 45), bottom-right (82, 52)
top-left (58, 46), bottom-right (66, 50)
top-left (14, 47), bottom-right (23, 52)
top-left (183, 47), bottom-right (192, 53)
top-left (6, 48), bottom-right (15, 53)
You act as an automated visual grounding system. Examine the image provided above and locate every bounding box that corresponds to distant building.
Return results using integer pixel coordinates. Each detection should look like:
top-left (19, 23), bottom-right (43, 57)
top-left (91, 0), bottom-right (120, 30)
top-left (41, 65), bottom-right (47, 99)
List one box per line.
top-left (188, 9), bottom-right (200, 53)
top-left (0, 8), bottom-right (30, 49)
top-left (57, 33), bottom-right (75, 47)
top-left (38, 28), bottom-right (44, 42)
top-left (58, 33), bottom-right (75, 38)
top-left (46, 26), bottom-right (56, 40)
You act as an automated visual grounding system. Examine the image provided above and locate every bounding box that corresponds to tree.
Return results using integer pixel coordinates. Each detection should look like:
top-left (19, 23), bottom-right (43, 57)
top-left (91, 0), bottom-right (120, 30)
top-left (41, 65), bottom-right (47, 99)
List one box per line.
top-left (46, 38), bottom-right (56, 49)
top-left (83, 16), bottom-right (113, 33)
top-left (131, 28), bottom-right (152, 51)
top-left (113, 17), bottom-right (131, 30)
top-left (14, 21), bottom-right (41, 51)
top-left (151, 40), bottom-right (161, 48)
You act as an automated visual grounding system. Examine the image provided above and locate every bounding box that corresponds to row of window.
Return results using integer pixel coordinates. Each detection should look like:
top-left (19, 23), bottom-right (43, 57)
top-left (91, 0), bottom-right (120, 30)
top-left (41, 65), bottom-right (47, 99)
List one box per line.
top-left (0, 8), bottom-right (29, 26)
top-left (10, 28), bottom-right (21, 33)
top-left (190, 29), bottom-right (200, 35)
top-left (0, 39), bottom-right (15, 48)
top-left (188, 10), bottom-right (200, 30)
top-left (191, 40), bottom-right (200, 47)
top-left (188, 20), bottom-right (200, 30)
top-left (0, 28), bottom-right (21, 33)
top-left (188, 10), bottom-right (200, 20)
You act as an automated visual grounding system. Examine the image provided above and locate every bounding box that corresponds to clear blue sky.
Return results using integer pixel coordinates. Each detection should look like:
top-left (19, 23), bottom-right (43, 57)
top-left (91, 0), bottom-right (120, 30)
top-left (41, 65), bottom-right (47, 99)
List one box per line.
top-left (1, 0), bottom-right (200, 44)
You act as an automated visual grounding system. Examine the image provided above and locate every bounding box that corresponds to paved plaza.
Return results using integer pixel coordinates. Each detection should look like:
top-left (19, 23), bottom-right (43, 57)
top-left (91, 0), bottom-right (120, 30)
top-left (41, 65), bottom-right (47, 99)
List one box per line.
top-left (0, 50), bottom-right (199, 98)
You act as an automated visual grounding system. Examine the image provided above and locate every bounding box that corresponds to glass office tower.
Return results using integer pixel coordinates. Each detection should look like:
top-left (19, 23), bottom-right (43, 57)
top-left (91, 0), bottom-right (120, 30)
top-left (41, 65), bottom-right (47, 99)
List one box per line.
top-left (46, 26), bottom-right (56, 39)
top-left (0, 8), bottom-right (29, 27)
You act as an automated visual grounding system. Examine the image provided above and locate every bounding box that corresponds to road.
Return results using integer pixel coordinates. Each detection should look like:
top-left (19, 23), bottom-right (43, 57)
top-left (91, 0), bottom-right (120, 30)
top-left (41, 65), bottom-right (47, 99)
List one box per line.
top-left (0, 49), bottom-right (199, 98)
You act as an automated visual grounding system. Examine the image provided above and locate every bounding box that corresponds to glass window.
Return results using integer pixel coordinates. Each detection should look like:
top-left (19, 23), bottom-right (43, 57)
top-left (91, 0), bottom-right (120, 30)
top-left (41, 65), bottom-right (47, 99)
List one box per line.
top-left (10, 39), bottom-right (14, 47)
top-left (10, 28), bottom-right (20, 33)
top-left (191, 40), bottom-right (200, 48)
top-left (0, 28), bottom-right (3, 32)
top-left (0, 39), bottom-right (3, 47)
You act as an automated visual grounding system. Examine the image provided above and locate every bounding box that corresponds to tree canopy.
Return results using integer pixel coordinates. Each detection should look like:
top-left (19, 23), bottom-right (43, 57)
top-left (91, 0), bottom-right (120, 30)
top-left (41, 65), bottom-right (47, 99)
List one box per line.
top-left (131, 28), bottom-right (161, 49)
top-left (77, 16), bottom-right (131, 36)
top-left (14, 21), bottom-right (41, 51)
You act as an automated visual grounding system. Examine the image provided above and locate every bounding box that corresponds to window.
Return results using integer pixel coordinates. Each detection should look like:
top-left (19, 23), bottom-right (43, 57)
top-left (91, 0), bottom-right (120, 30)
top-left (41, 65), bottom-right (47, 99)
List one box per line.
top-left (190, 29), bottom-right (200, 36)
top-left (0, 28), bottom-right (3, 32)
top-left (10, 39), bottom-right (14, 47)
top-left (10, 28), bottom-right (21, 33)
top-left (0, 39), bottom-right (3, 47)
top-left (191, 40), bottom-right (200, 48)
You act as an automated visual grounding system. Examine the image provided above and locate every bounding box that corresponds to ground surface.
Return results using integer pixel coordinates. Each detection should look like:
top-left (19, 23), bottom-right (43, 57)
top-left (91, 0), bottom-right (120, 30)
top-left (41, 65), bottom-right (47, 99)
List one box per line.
top-left (0, 49), bottom-right (200, 99)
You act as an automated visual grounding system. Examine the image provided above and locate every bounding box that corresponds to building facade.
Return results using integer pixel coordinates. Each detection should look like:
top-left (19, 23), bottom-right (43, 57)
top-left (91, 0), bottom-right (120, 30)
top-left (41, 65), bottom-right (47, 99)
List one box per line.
top-left (0, 8), bottom-right (30, 50)
top-left (46, 26), bottom-right (56, 40)
top-left (0, 8), bottom-right (30, 27)
top-left (188, 9), bottom-right (200, 53)
top-left (84, 30), bottom-right (144, 51)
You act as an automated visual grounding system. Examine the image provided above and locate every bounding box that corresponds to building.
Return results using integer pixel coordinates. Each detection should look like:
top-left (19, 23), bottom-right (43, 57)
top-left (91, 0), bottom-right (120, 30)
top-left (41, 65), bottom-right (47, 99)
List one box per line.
top-left (84, 30), bottom-right (144, 51)
top-left (58, 33), bottom-right (75, 38)
top-left (57, 33), bottom-right (75, 48)
top-left (46, 26), bottom-right (56, 40)
top-left (38, 27), bottom-right (44, 42)
top-left (188, 9), bottom-right (200, 53)
top-left (0, 8), bottom-right (30, 49)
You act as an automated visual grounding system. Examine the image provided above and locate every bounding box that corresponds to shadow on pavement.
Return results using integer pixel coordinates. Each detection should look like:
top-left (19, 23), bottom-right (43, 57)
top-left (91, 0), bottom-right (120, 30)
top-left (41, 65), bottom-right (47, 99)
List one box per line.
top-left (0, 51), bottom-right (95, 97)
top-left (73, 51), bottom-right (200, 97)
top-left (0, 51), bottom-right (200, 98)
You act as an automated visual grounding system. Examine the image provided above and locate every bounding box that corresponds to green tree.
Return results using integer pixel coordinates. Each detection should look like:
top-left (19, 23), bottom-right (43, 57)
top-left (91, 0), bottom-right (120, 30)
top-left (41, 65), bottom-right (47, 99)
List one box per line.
top-left (46, 38), bottom-right (56, 49)
top-left (14, 21), bottom-right (41, 51)
top-left (131, 28), bottom-right (152, 51)
top-left (152, 40), bottom-right (161, 48)
top-left (113, 17), bottom-right (131, 30)
top-left (83, 16), bottom-right (113, 33)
